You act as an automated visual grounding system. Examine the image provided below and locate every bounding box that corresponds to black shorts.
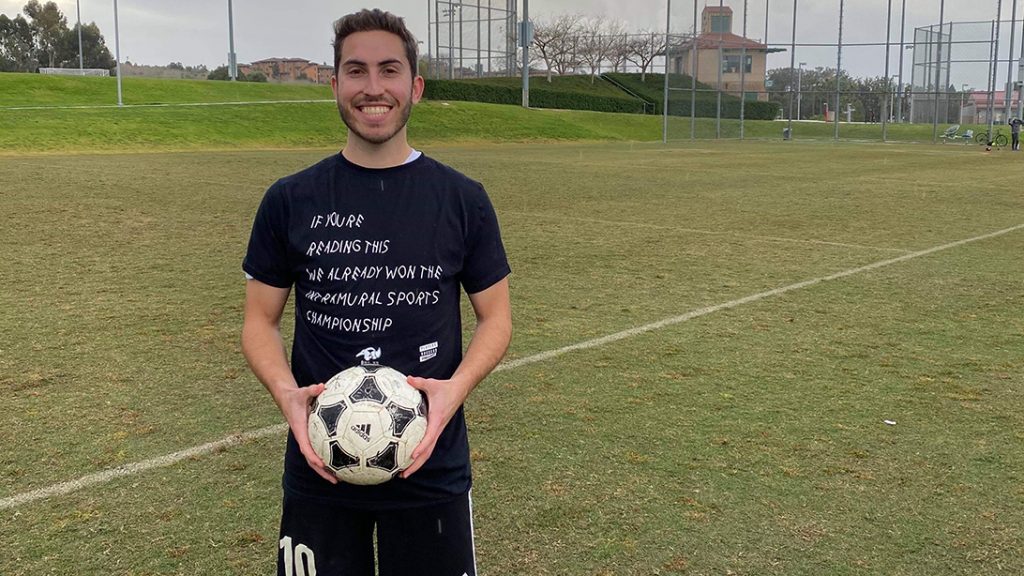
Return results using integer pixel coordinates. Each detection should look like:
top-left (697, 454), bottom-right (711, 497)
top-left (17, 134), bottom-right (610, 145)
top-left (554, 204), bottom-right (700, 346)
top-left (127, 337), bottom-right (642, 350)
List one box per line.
top-left (277, 490), bottom-right (477, 576)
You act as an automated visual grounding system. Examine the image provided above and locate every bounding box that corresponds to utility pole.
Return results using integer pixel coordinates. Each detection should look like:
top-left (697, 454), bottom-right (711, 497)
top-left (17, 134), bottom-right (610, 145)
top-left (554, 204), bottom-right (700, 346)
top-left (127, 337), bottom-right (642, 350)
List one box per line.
top-left (76, 0), bottom-right (83, 69)
top-left (228, 0), bottom-right (237, 81)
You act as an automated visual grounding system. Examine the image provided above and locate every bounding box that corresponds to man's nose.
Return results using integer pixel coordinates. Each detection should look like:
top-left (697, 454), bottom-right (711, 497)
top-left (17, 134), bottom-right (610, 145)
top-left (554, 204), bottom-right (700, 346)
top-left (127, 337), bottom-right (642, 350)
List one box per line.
top-left (364, 71), bottom-right (385, 95)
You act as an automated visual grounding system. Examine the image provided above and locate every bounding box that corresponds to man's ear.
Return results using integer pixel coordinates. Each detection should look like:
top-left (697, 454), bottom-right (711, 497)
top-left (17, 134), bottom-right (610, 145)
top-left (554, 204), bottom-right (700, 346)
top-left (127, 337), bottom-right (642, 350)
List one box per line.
top-left (411, 75), bottom-right (425, 104)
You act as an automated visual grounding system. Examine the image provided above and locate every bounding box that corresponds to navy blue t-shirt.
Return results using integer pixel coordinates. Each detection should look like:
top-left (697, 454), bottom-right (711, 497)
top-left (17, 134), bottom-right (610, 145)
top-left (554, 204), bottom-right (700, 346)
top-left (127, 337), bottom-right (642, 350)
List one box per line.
top-left (243, 152), bottom-right (510, 509)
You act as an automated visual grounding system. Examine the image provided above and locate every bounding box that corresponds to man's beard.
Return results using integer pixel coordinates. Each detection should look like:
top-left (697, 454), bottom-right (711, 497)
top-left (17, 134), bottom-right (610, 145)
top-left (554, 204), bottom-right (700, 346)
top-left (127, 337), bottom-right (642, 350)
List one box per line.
top-left (339, 98), bottom-right (413, 145)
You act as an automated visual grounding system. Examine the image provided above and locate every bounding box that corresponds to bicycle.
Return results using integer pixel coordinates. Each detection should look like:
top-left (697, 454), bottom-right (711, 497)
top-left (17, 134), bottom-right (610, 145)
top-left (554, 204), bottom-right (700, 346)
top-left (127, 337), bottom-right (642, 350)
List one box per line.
top-left (974, 128), bottom-right (1009, 148)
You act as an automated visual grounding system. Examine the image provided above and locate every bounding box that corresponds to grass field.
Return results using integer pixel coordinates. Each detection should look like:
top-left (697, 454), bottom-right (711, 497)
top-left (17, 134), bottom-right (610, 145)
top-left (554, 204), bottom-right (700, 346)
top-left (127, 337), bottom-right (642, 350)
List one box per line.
top-left (2, 137), bottom-right (1023, 575)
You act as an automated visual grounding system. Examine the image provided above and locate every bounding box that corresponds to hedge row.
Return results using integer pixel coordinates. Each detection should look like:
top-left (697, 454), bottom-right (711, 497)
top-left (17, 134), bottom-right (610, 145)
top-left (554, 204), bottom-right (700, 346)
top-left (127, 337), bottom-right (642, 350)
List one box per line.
top-left (423, 78), bottom-right (647, 114)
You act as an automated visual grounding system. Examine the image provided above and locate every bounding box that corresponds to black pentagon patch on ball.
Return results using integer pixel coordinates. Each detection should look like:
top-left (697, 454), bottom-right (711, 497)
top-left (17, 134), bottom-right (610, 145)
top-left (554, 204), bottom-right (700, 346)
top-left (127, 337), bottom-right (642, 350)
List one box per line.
top-left (386, 401), bottom-right (417, 436)
top-left (329, 440), bottom-right (360, 469)
top-left (367, 442), bottom-right (399, 473)
top-left (349, 375), bottom-right (386, 404)
top-left (416, 397), bottom-right (427, 418)
top-left (361, 364), bottom-right (382, 373)
top-left (316, 401), bottom-right (348, 436)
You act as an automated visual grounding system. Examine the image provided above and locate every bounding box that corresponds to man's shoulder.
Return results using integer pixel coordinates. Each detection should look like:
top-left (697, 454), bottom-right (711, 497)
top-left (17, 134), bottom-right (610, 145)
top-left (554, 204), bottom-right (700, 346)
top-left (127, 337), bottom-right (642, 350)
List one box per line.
top-left (415, 154), bottom-right (484, 194)
top-left (274, 155), bottom-right (339, 189)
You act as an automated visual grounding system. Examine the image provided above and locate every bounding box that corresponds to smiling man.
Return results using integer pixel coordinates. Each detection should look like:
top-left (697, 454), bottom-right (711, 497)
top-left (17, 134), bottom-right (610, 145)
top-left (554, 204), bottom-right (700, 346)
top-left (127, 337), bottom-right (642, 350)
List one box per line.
top-left (240, 9), bottom-right (512, 576)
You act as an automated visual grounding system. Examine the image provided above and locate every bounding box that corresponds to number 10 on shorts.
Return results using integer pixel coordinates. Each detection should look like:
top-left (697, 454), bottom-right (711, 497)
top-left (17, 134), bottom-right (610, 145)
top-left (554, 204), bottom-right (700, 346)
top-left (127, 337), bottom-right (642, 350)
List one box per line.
top-left (280, 536), bottom-right (317, 576)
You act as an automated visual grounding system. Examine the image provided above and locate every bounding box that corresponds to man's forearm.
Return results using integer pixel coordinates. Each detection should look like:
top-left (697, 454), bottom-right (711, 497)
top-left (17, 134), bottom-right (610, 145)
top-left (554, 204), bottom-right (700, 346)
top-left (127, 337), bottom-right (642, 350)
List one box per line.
top-left (242, 321), bottom-right (299, 405)
top-left (450, 314), bottom-right (512, 399)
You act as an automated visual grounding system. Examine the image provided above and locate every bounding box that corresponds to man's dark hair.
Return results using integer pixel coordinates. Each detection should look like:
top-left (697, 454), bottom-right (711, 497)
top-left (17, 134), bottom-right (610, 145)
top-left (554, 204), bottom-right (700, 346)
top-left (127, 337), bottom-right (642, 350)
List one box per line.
top-left (333, 9), bottom-right (419, 77)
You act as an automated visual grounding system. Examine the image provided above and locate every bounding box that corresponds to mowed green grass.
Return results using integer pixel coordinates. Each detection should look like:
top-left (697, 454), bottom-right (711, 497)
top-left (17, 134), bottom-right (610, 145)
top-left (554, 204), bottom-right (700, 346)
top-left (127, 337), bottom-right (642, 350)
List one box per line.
top-left (1, 141), bottom-right (1023, 575)
top-left (0, 73), bottom-right (332, 107)
top-left (0, 72), bottom-right (990, 152)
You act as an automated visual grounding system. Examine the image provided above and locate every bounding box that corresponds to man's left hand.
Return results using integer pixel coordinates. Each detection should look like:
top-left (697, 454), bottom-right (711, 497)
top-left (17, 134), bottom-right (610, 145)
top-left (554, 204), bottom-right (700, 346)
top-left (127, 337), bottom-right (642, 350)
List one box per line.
top-left (400, 375), bottom-right (469, 478)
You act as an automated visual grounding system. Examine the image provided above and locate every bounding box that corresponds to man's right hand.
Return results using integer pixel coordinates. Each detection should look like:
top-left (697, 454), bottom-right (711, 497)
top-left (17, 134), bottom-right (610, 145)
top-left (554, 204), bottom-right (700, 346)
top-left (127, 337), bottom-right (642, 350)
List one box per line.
top-left (280, 383), bottom-right (338, 484)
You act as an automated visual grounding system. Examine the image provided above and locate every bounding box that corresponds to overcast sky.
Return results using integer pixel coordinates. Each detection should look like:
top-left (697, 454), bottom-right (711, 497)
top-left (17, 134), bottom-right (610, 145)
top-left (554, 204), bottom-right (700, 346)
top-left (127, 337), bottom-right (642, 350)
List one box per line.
top-left (1, 0), bottom-right (1021, 86)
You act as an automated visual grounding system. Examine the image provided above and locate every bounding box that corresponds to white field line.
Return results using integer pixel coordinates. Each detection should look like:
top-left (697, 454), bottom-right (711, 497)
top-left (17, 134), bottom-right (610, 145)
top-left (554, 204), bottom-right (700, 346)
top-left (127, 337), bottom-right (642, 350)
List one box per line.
top-left (2, 222), bottom-right (1022, 511)
top-left (0, 424), bottom-right (289, 511)
top-left (506, 210), bottom-right (913, 253)
top-left (0, 99), bottom-right (333, 112)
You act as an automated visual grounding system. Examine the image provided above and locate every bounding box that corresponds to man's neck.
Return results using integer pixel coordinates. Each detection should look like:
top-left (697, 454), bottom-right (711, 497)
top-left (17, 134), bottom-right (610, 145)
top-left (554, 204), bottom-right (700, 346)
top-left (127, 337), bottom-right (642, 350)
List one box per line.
top-left (342, 131), bottom-right (413, 169)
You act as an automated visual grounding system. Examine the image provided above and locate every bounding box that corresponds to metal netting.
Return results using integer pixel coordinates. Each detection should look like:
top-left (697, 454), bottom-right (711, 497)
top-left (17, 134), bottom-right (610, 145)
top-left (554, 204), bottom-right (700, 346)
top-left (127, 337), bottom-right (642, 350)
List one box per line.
top-left (664, 0), bottom-right (1023, 142)
top-left (429, 0), bottom-right (518, 79)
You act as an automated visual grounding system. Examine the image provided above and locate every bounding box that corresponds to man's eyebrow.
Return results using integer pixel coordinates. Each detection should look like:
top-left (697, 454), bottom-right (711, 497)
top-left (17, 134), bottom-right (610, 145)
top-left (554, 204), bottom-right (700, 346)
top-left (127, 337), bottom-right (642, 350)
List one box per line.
top-left (341, 58), bottom-right (405, 67)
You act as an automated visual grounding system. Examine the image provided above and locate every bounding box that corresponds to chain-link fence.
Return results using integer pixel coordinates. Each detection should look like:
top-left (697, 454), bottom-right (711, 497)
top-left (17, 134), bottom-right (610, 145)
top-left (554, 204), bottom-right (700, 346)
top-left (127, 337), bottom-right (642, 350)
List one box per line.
top-left (665, 0), bottom-right (1023, 142)
top-left (428, 0), bottom-right (518, 79)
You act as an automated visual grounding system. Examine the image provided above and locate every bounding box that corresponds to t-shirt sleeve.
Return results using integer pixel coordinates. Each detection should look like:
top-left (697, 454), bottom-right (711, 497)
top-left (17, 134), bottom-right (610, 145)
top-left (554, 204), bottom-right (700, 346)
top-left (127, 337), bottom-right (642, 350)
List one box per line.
top-left (461, 183), bottom-right (511, 294)
top-left (242, 182), bottom-right (295, 288)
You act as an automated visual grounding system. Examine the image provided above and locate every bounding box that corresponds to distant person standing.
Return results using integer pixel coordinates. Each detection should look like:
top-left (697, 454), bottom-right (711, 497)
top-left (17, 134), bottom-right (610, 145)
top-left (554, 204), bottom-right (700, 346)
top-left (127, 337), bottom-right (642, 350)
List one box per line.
top-left (1009, 117), bottom-right (1023, 151)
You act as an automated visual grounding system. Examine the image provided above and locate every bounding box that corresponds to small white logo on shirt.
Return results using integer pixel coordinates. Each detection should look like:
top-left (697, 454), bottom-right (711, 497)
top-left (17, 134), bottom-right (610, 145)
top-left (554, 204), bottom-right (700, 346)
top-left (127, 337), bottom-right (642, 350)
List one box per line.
top-left (356, 347), bottom-right (381, 363)
top-left (419, 342), bottom-right (438, 362)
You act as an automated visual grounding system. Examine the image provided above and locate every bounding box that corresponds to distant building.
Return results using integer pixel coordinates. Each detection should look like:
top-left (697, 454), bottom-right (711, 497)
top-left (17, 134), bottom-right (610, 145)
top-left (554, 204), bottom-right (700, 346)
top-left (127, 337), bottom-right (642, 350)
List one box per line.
top-left (668, 5), bottom-right (778, 102)
top-left (239, 58), bottom-right (333, 84)
top-left (960, 90), bottom-right (1022, 124)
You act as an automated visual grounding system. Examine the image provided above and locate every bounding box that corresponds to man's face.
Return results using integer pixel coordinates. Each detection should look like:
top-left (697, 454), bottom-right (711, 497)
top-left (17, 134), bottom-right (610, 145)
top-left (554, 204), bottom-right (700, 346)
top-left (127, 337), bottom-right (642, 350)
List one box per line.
top-left (332, 30), bottom-right (424, 146)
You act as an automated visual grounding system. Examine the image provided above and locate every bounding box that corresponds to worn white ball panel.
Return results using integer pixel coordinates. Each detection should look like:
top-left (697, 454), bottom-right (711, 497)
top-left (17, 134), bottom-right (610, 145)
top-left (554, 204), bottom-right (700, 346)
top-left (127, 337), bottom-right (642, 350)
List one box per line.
top-left (307, 364), bottom-right (427, 485)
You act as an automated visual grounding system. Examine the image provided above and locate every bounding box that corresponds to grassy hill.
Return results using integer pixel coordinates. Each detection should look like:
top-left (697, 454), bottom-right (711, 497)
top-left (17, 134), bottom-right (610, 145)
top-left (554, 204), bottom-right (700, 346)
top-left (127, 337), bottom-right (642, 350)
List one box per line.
top-left (0, 72), bottom-right (978, 153)
top-left (0, 73), bottom-right (332, 107)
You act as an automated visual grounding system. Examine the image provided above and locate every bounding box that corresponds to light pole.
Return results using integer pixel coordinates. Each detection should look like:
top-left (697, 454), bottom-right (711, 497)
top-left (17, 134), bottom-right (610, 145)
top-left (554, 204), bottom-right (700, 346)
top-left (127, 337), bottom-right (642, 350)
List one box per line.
top-left (227, 0), bottom-right (237, 81)
top-left (76, 0), bottom-right (83, 69)
top-left (797, 61), bottom-right (806, 120)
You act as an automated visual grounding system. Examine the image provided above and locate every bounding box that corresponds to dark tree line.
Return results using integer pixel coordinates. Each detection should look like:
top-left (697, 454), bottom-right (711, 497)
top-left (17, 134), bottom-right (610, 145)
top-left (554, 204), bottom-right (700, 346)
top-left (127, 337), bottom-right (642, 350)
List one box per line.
top-left (1, 0), bottom-right (114, 72)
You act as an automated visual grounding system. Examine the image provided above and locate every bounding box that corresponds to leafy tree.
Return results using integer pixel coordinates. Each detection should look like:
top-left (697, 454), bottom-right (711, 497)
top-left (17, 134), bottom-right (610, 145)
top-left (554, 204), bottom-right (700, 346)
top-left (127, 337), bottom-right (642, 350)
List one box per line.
top-left (0, 13), bottom-right (37, 72)
top-left (246, 70), bottom-right (267, 82)
top-left (207, 65), bottom-right (248, 81)
top-left (55, 23), bottom-right (115, 69)
top-left (23, 0), bottom-right (66, 67)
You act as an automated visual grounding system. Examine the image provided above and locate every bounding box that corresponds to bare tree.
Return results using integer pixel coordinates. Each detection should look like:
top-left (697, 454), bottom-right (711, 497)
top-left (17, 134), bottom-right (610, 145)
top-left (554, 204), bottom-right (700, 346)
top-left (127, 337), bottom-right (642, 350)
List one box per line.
top-left (577, 16), bottom-right (626, 83)
top-left (530, 14), bottom-right (583, 82)
top-left (624, 31), bottom-right (666, 82)
top-left (607, 33), bottom-right (631, 73)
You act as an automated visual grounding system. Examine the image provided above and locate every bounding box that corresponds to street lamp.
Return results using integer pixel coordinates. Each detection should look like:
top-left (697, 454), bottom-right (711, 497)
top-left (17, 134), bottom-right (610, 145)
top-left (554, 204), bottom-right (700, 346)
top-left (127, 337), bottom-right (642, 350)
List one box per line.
top-left (797, 61), bottom-right (806, 120)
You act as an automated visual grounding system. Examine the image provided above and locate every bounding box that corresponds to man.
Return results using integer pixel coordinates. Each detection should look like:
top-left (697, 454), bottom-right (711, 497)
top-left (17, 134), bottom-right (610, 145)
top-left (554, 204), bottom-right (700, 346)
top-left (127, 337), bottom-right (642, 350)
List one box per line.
top-left (1009, 116), bottom-right (1023, 151)
top-left (241, 9), bottom-right (511, 576)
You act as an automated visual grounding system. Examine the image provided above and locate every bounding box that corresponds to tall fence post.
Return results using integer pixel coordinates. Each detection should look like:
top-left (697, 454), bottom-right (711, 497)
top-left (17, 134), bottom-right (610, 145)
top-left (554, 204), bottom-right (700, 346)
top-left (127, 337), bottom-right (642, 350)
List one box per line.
top-left (787, 0), bottom-right (797, 139)
top-left (882, 0), bottom-right (893, 141)
top-left (931, 0), bottom-right (945, 143)
top-left (834, 0), bottom-right (843, 140)
top-left (663, 0), bottom-right (671, 144)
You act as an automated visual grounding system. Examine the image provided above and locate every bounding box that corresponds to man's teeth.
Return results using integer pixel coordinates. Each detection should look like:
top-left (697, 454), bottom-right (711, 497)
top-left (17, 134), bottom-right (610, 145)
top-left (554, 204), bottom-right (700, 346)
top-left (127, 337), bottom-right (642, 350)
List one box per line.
top-left (361, 106), bottom-right (390, 116)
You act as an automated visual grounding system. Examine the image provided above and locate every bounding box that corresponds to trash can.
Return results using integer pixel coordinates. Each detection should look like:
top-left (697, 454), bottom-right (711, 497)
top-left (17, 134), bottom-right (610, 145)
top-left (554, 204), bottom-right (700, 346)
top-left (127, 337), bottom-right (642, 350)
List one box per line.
top-left (782, 128), bottom-right (791, 140)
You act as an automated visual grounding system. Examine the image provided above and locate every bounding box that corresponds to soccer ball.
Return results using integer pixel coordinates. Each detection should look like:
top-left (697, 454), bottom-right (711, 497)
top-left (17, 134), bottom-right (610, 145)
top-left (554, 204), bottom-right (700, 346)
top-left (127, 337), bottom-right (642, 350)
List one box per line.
top-left (308, 364), bottom-right (427, 485)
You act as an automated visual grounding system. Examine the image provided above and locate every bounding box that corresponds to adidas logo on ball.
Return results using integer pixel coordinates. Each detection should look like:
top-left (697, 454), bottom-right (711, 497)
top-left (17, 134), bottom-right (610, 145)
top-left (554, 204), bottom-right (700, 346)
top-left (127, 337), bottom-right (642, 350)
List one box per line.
top-left (351, 423), bottom-right (372, 442)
